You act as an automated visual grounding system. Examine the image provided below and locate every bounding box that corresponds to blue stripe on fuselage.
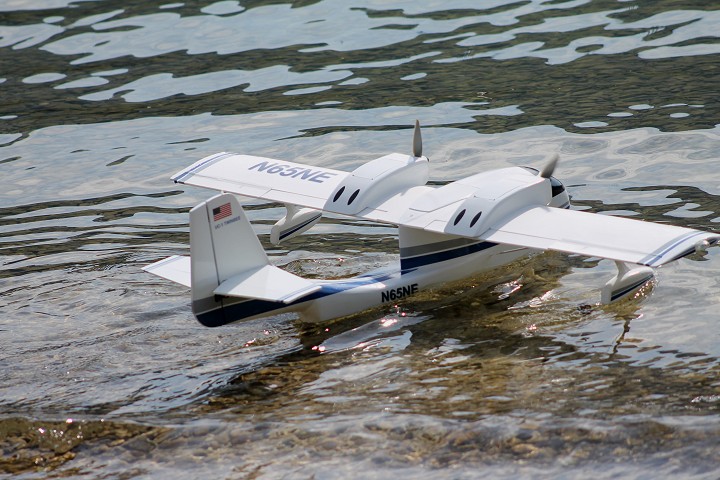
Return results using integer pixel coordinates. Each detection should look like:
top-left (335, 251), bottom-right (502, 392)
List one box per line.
top-left (400, 240), bottom-right (497, 273)
top-left (196, 271), bottom-right (398, 327)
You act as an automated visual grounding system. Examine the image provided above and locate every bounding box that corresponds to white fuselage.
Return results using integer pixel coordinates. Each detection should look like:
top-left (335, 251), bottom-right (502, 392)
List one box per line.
top-left (209, 238), bottom-right (533, 326)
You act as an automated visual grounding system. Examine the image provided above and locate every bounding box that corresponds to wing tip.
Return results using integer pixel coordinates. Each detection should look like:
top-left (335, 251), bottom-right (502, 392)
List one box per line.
top-left (171, 152), bottom-right (232, 183)
top-left (643, 232), bottom-right (720, 267)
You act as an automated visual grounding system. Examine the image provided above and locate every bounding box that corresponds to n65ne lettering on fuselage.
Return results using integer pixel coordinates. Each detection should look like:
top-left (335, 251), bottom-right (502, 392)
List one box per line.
top-left (249, 161), bottom-right (337, 183)
top-left (381, 283), bottom-right (419, 303)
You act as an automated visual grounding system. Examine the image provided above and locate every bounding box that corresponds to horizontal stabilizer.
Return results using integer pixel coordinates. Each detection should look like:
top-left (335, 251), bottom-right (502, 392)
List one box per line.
top-left (143, 255), bottom-right (191, 287)
top-left (214, 264), bottom-right (321, 304)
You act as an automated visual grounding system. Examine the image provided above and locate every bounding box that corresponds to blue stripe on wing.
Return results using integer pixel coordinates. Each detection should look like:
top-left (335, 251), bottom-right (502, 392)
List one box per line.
top-left (173, 152), bottom-right (232, 183)
top-left (640, 231), bottom-right (707, 267)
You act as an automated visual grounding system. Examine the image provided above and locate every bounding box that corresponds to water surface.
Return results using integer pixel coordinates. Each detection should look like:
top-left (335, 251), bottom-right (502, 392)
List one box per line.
top-left (2, 1), bottom-right (720, 478)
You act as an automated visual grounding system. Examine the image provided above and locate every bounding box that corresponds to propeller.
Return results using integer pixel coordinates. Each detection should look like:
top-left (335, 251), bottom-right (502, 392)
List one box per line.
top-left (539, 153), bottom-right (559, 178)
top-left (412, 119), bottom-right (423, 158)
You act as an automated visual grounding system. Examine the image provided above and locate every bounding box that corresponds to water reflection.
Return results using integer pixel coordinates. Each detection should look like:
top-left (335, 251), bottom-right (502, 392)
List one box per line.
top-left (185, 280), bottom-right (720, 477)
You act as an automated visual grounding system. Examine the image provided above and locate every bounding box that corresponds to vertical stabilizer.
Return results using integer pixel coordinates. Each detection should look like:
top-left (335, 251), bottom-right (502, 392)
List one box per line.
top-left (188, 193), bottom-right (320, 327)
top-left (190, 193), bottom-right (269, 324)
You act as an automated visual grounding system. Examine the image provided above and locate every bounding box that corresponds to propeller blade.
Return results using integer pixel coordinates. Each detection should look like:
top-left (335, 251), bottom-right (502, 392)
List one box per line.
top-left (412, 119), bottom-right (422, 158)
top-left (539, 153), bottom-right (559, 178)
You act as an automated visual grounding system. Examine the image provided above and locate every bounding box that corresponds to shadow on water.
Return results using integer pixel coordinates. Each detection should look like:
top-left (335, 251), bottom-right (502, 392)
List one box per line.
top-left (575, 185), bottom-right (720, 229)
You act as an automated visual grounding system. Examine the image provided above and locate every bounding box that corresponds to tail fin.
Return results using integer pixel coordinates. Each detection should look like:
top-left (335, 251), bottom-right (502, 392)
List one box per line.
top-left (189, 193), bottom-right (320, 326)
top-left (189, 193), bottom-right (266, 316)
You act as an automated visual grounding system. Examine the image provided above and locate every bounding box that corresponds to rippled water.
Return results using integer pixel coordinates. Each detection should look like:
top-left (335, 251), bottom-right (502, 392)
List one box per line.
top-left (2, 1), bottom-right (720, 478)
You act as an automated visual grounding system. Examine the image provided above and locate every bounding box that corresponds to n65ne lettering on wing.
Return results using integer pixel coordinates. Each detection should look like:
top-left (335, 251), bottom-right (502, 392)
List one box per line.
top-left (249, 161), bottom-right (337, 183)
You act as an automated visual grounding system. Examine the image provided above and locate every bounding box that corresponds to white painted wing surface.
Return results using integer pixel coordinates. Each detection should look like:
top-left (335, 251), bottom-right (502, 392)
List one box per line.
top-left (482, 206), bottom-right (719, 267)
top-left (172, 152), bottom-right (348, 209)
top-left (171, 154), bottom-right (719, 267)
top-left (143, 255), bottom-right (191, 287)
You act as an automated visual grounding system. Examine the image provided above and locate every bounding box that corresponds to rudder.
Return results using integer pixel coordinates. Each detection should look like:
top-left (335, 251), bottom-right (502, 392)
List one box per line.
top-left (190, 193), bottom-right (269, 326)
top-left (189, 193), bottom-right (320, 327)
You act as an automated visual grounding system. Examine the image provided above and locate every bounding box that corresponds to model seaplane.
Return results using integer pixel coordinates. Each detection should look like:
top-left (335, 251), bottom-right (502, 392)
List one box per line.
top-left (144, 122), bottom-right (719, 327)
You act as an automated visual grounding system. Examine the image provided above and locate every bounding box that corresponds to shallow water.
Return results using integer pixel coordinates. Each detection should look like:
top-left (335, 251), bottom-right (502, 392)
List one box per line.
top-left (2, 1), bottom-right (720, 478)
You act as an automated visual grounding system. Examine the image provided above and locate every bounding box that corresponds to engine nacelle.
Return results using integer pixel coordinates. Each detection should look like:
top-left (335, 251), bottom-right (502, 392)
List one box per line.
top-left (325, 153), bottom-right (429, 216)
top-left (438, 167), bottom-right (551, 237)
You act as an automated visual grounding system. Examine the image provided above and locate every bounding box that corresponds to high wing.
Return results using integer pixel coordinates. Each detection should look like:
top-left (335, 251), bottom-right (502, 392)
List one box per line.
top-left (173, 152), bottom-right (718, 268)
top-left (365, 174), bottom-right (718, 267)
top-left (172, 151), bottom-right (431, 217)
top-left (473, 206), bottom-right (716, 268)
top-left (172, 152), bottom-right (349, 210)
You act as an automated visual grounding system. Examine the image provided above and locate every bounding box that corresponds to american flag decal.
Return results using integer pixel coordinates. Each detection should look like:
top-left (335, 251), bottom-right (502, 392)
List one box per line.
top-left (213, 202), bottom-right (232, 221)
